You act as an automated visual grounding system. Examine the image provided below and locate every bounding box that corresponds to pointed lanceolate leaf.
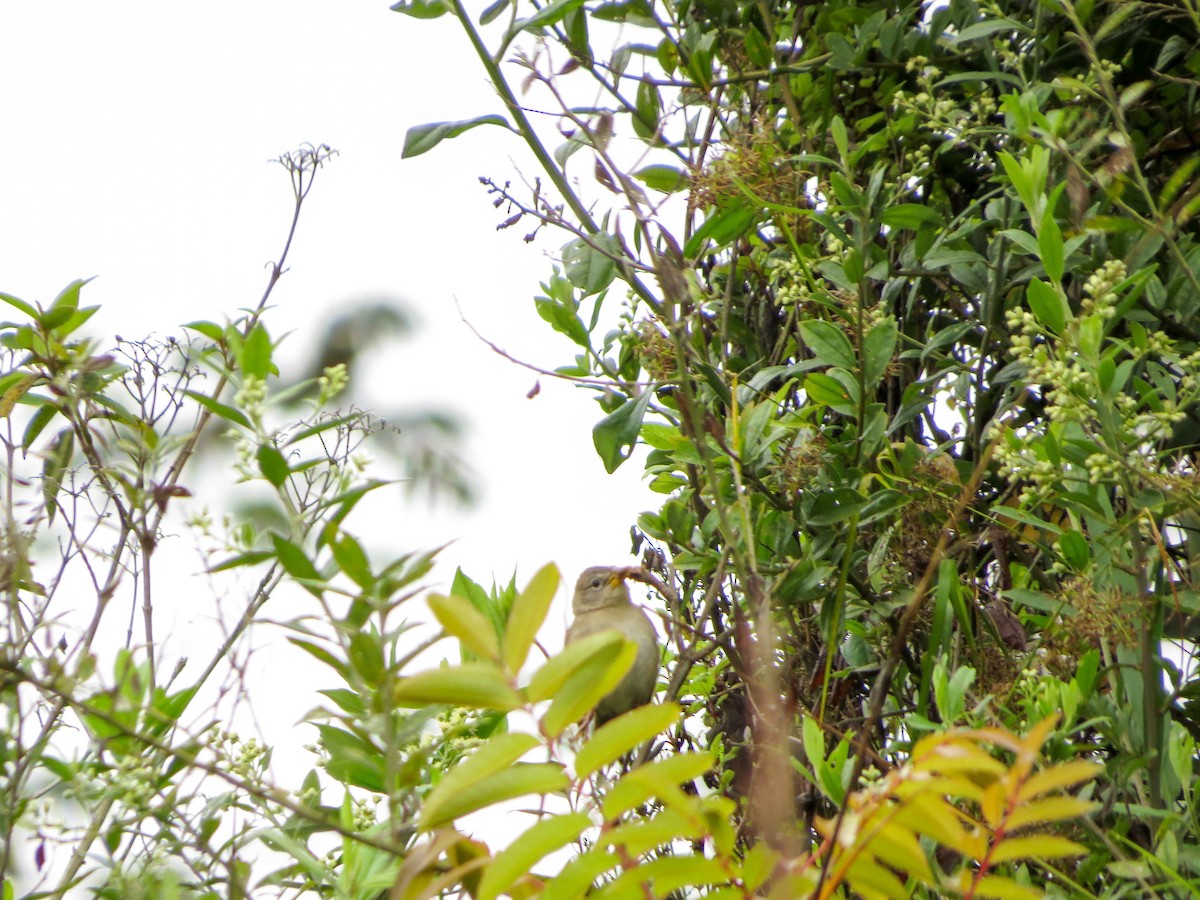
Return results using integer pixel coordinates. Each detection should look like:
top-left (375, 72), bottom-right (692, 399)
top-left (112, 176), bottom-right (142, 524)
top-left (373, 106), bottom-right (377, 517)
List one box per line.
top-left (393, 662), bottom-right (522, 710)
top-left (476, 813), bottom-right (591, 900)
top-left (575, 702), bottom-right (680, 778)
top-left (428, 592), bottom-right (502, 663)
top-left (799, 320), bottom-right (857, 370)
top-left (502, 563), bottom-right (559, 675)
top-left (271, 533), bottom-right (323, 596)
top-left (420, 732), bottom-right (554, 829)
top-left (402, 115), bottom-right (513, 159)
top-left (542, 638), bottom-right (637, 737)
top-left (526, 630), bottom-right (623, 702)
top-left (1025, 278), bottom-right (1067, 335)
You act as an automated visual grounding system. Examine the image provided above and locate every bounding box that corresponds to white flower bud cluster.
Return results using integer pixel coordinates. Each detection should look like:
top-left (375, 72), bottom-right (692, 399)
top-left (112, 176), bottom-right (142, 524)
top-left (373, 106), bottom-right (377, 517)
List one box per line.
top-left (994, 258), bottom-right (1200, 498)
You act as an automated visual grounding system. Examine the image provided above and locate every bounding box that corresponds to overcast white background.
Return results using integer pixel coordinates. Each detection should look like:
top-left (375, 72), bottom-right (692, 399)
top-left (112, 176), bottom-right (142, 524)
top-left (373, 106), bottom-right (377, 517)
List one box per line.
top-left (2, 3), bottom-right (655, 598)
top-left (1, 0), bottom-right (658, 833)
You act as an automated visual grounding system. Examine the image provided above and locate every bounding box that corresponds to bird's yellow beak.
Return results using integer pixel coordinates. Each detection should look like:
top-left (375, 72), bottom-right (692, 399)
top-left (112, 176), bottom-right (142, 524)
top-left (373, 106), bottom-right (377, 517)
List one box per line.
top-left (607, 571), bottom-right (625, 587)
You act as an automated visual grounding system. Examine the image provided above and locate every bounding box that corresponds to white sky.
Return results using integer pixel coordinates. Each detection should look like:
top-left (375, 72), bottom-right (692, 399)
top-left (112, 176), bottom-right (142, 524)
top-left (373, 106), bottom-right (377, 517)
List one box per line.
top-left (1, 0), bottom-right (662, 853)
top-left (2, 2), bottom-right (654, 595)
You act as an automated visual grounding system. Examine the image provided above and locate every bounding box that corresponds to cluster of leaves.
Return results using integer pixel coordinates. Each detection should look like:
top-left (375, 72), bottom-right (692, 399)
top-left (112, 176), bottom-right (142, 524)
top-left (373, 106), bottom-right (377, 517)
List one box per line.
top-left (397, 0), bottom-right (1200, 894)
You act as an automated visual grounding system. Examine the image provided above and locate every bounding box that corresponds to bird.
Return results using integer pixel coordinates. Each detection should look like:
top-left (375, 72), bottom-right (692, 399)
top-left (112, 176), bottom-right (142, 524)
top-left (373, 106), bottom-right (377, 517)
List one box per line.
top-left (565, 566), bottom-right (660, 725)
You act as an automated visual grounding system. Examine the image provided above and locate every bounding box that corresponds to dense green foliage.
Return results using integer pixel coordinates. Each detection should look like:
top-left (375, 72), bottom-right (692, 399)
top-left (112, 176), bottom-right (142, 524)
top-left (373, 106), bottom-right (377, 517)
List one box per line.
top-left (393, 0), bottom-right (1200, 895)
top-left (4, 0), bottom-right (1200, 897)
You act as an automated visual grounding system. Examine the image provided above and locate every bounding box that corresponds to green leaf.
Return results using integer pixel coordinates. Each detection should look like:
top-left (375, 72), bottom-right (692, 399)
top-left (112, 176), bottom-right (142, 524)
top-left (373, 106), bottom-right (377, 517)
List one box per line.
top-left (1057, 530), bottom-right (1091, 572)
top-left (803, 372), bottom-right (855, 413)
top-left (683, 200), bottom-right (757, 257)
top-left (799, 320), bottom-right (856, 370)
top-left (48, 278), bottom-right (89, 314)
top-left (506, 0), bottom-right (586, 36)
top-left (954, 17), bottom-right (1027, 43)
top-left (21, 403), bottom-right (59, 451)
top-left (41, 428), bottom-right (73, 522)
top-left (429, 592), bottom-right (502, 662)
top-left (271, 533), bottom-right (323, 596)
top-left (256, 443), bottom-right (289, 487)
top-left (881, 204), bottom-right (944, 230)
top-left (1025, 278), bottom-right (1066, 334)
top-left (632, 76), bottom-right (662, 141)
top-left (393, 662), bottom-right (522, 710)
top-left (479, 0), bottom-right (510, 24)
top-left (331, 534), bottom-right (373, 589)
top-left (183, 320), bottom-right (225, 342)
top-left (633, 164), bottom-right (687, 193)
top-left (389, 0), bottom-right (450, 19)
top-left (862, 317), bottom-right (897, 386)
top-left (593, 390), bottom-right (652, 473)
top-left (743, 24), bottom-right (772, 68)
top-left (315, 724), bottom-right (386, 791)
top-left (563, 233), bottom-right (619, 296)
top-left (402, 115), bottom-right (513, 159)
top-left (502, 563), bottom-right (559, 675)
top-left (535, 294), bottom-right (590, 347)
top-left (575, 702), bottom-right (680, 778)
top-left (0, 291), bottom-right (38, 319)
top-left (239, 322), bottom-right (273, 379)
top-left (1038, 202), bottom-right (1065, 283)
top-left (478, 813), bottom-right (592, 900)
top-left (349, 631), bottom-right (386, 688)
top-left (183, 390), bottom-right (252, 429)
top-left (809, 486), bottom-right (867, 525)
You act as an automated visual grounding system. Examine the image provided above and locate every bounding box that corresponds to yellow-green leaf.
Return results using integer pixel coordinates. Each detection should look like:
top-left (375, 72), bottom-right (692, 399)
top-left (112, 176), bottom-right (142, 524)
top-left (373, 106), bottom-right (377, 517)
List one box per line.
top-left (541, 639), bottom-right (636, 738)
top-left (575, 702), bottom-right (680, 779)
top-left (601, 751), bottom-right (713, 820)
top-left (542, 849), bottom-right (619, 900)
top-left (503, 563), bottom-right (559, 675)
top-left (844, 857), bottom-right (907, 899)
top-left (858, 817), bottom-right (935, 885)
top-left (989, 834), bottom-right (1088, 863)
top-left (969, 874), bottom-right (1042, 900)
top-left (477, 812), bottom-right (591, 900)
top-left (603, 807), bottom-right (704, 857)
top-left (421, 733), bottom-right (565, 829)
top-left (1017, 759), bottom-right (1102, 802)
top-left (393, 662), bottom-right (521, 710)
top-left (981, 779), bottom-right (1007, 830)
top-left (527, 630), bottom-right (623, 702)
top-left (0, 374), bottom-right (37, 418)
top-left (597, 856), bottom-right (728, 896)
top-left (1006, 795), bottom-right (1097, 831)
top-left (428, 592), bottom-right (502, 662)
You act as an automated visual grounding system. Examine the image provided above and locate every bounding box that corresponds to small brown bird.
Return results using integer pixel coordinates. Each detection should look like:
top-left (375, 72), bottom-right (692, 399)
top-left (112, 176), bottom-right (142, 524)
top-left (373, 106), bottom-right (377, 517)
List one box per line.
top-left (565, 566), bottom-right (659, 725)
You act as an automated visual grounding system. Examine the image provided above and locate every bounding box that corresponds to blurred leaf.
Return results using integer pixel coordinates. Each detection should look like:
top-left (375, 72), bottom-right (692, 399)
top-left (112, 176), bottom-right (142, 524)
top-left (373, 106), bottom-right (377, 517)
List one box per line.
top-left (270, 533), bottom-right (323, 596)
top-left (183, 390), bottom-right (252, 429)
top-left (256, 444), bottom-right (290, 487)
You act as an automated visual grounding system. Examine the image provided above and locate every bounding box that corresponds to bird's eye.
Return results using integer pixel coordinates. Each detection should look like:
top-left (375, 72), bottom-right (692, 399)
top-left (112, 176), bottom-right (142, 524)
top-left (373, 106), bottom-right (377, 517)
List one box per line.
top-left (590, 578), bottom-right (602, 588)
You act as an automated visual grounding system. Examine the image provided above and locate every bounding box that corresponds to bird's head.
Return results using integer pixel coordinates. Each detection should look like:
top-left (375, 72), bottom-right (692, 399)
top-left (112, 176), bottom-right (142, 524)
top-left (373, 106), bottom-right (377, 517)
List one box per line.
top-left (572, 565), bottom-right (632, 614)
